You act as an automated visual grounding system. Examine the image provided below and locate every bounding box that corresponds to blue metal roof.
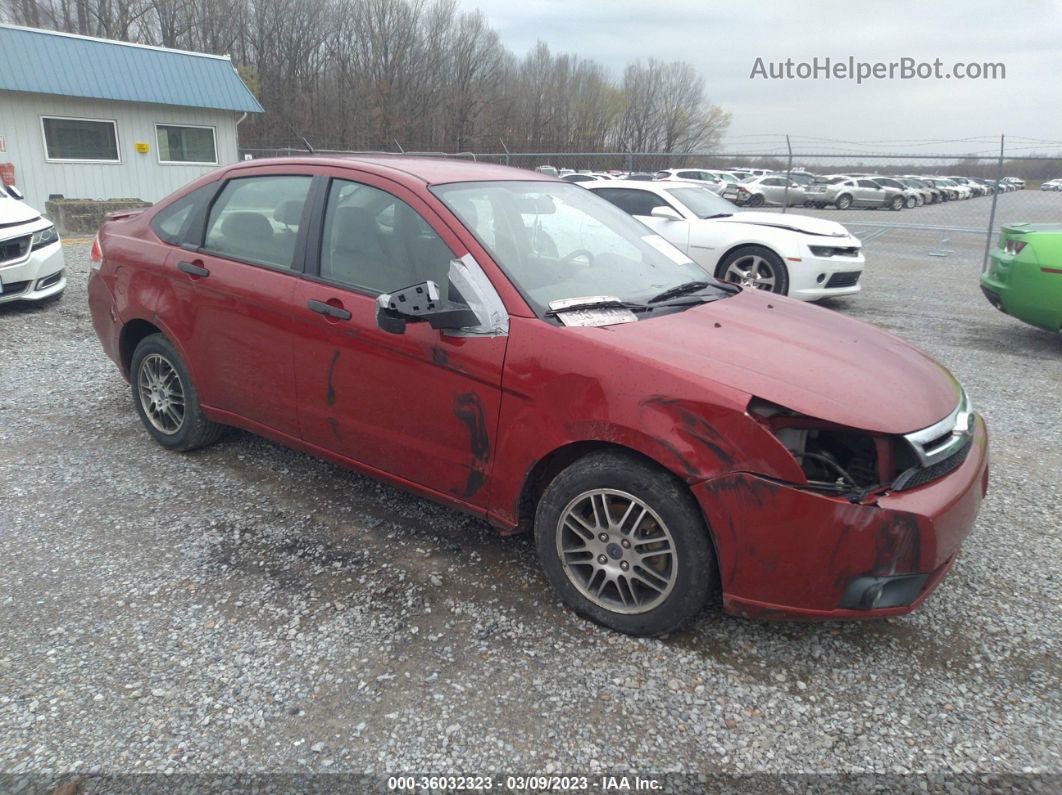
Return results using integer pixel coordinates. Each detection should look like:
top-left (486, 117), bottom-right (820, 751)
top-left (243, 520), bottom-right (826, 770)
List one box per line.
top-left (0, 24), bottom-right (263, 113)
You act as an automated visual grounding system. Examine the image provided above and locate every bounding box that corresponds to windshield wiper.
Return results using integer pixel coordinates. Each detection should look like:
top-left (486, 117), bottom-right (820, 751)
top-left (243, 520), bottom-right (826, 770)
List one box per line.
top-left (647, 281), bottom-right (714, 303)
top-left (545, 296), bottom-right (648, 317)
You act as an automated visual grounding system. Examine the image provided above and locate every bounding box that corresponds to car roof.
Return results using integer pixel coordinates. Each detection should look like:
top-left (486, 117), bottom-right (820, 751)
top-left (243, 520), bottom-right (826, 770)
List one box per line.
top-left (221, 155), bottom-right (554, 187)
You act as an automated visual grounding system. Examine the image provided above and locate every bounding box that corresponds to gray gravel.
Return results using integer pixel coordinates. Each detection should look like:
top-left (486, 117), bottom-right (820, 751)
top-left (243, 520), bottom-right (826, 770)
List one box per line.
top-left (0, 210), bottom-right (1059, 785)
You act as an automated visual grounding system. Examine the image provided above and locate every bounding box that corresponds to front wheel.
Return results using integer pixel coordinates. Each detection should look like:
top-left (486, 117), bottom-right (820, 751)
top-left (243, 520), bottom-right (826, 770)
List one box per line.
top-left (889, 195), bottom-right (904, 210)
top-left (905, 196), bottom-right (918, 209)
top-left (130, 334), bottom-right (222, 451)
top-left (534, 451), bottom-right (716, 636)
top-left (715, 246), bottom-right (789, 295)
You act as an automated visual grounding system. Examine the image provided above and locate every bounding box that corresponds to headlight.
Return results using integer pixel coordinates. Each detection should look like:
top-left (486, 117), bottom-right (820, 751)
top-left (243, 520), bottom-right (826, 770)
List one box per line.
top-left (749, 398), bottom-right (886, 496)
top-left (31, 224), bottom-right (59, 251)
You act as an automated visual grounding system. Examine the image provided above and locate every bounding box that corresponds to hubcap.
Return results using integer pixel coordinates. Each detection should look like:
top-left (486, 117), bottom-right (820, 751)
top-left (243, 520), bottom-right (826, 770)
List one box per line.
top-left (138, 353), bottom-right (185, 434)
top-left (556, 489), bottom-right (677, 614)
top-left (724, 254), bottom-right (777, 291)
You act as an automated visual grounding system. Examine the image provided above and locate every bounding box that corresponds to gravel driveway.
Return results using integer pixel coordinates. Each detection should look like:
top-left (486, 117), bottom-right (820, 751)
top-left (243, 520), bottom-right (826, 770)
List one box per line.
top-left (1, 225), bottom-right (1059, 789)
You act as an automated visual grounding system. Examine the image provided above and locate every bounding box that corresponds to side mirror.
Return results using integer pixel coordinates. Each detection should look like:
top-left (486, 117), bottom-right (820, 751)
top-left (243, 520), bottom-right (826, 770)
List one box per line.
top-left (376, 280), bottom-right (480, 335)
top-left (4, 185), bottom-right (24, 201)
top-left (650, 206), bottom-right (683, 221)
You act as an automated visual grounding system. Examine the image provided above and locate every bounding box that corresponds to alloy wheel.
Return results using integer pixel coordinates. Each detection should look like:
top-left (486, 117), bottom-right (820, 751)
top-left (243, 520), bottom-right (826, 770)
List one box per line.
top-left (138, 353), bottom-right (185, 434)
top-left (724, 254), bottom-right (777, 291)
top-left (556, 489), bottom-right (677, 614)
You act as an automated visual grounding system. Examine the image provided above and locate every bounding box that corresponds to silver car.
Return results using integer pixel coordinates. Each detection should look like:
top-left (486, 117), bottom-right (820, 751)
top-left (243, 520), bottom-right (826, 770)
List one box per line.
top-left (721, 174), bottom-right (806, 207)
top-left (803, 176), bottom-right (905, 210)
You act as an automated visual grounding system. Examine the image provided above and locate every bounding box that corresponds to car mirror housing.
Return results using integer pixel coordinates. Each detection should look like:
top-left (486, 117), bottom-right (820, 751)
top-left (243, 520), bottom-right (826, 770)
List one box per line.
top-left (650, 206), bottom-right (683, 221)
top-left (375, 280), bottom-right (481, 335)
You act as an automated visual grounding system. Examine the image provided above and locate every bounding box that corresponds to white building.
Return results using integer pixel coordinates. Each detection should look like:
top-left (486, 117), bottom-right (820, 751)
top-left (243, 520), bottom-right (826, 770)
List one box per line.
top-left (0, 24), bottom-right (262, 210)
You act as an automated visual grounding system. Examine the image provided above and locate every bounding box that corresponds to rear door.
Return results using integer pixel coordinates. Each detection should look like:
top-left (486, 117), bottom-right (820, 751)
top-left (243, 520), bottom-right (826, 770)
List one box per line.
top-left (290, 172), bottom-right (507, 505)
top-left (173, 170), bottom-right (315, 437)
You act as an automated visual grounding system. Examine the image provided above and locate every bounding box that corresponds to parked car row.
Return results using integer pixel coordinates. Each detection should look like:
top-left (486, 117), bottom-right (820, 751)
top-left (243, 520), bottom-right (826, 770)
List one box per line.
top-left (542, 166), bottom-right (1026, 212)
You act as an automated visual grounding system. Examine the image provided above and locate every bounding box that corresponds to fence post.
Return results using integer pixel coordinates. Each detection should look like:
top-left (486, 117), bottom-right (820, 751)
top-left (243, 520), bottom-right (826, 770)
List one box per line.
top-left (500, 140), bottom-right (510, 166)
top-left (782, 134), bottom-right (793, 214)
top-left (626, 150), bottom-right (634, 175)
top-left (982, 134), bottom-right (1005, 274)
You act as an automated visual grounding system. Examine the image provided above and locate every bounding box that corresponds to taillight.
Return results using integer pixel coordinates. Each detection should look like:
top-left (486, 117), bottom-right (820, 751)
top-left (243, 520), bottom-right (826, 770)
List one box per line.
top-left (89, 235), bottom-right (102, 269)
top-left (1004, 239), bottom-right (1027, 255)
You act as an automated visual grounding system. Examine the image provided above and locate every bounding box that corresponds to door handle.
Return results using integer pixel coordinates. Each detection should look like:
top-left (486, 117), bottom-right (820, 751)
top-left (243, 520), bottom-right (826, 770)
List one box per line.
top-left (178, 261), bottom-right (210, 277)
top-left (308, 299), bottom-right (352, 321)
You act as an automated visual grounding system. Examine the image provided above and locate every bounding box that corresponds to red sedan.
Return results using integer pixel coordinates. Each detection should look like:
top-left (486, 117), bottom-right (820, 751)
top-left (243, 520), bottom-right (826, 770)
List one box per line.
top-left (88, 157), bottom-right (988, 635)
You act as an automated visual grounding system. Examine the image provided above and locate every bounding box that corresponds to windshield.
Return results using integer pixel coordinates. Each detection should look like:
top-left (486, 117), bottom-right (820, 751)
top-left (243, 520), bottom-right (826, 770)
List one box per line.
top-left (433, 181), bottom-right (714, 315)
top-left (716, 173), bottom-right (738, 183)
top-left (664, 187), bottom-right (737, 218)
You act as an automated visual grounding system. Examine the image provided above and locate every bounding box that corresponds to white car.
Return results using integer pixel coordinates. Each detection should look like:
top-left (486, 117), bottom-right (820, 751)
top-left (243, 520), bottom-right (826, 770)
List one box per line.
top-left (0, 186), bottom-right (65, 305)
top-left (654, 169), bottom-right (727, 195)
top-left (1039, 179), bottom-right (1061, 191)
top-left (586, 180), bottom-right (864, 301)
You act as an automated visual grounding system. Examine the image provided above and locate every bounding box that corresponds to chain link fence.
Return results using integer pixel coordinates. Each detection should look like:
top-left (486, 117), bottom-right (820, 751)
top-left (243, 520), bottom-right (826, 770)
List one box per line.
top-left (239, 141), bottom-right (1062, 271)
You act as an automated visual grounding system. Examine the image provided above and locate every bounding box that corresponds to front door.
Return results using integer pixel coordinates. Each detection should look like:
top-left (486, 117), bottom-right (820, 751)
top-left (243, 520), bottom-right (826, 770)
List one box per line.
top-left (291, 174), bottom-right (507, 506)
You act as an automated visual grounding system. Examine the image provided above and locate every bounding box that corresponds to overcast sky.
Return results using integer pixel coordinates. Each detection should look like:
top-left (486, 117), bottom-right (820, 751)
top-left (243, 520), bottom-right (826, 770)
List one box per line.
top-left (459, 0), bottom-right (1061, 158)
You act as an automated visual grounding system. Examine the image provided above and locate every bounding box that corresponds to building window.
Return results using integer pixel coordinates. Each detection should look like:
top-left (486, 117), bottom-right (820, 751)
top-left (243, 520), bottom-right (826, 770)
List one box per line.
top-left (156, 124), bottom-right (217, 165)
top-left (41, 117), bottom-right (119, 162)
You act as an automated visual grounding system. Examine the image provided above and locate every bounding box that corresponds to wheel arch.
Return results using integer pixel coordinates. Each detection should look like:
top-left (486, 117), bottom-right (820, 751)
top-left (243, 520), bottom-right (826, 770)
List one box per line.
top-left (514, 440), bottom-right (709, 537)
top-left (118, 318), bottom-right (163, 378)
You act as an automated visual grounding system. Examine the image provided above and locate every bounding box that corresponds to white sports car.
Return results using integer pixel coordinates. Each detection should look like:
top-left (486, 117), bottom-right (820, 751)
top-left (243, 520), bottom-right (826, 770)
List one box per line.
top-left (586, 180), bottom-right (864, 301)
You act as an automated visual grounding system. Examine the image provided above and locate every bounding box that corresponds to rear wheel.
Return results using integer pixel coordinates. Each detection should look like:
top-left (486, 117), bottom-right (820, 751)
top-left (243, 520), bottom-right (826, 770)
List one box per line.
top-left (835, 194), bottom-right (853, 210)
top-left (748, 194), bottom-right (765, 207)
top-left (534, 451), bottom-right (716, 636)
top-left (715, 246), bottom-right (790, 295)
top-left (130, 334), bottom-right (222, 451)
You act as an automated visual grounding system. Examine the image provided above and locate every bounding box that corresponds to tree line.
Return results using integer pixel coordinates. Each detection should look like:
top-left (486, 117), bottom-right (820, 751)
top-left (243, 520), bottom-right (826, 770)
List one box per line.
top-left (3, 0), bottom-right (732, 155)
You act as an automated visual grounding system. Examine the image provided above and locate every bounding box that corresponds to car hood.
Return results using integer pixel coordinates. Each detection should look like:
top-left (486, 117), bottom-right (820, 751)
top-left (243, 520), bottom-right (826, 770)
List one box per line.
top-left (0, 196), bottom-right (41, 227)
top-left (720, 211), bottom-right (854, 238)
top-left (604, 290), bottom-right (961, 435)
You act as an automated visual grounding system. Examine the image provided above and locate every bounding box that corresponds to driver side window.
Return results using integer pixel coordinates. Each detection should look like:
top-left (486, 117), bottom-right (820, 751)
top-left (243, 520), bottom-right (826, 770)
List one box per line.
top-left (319, 179), bottom-right (462, 302)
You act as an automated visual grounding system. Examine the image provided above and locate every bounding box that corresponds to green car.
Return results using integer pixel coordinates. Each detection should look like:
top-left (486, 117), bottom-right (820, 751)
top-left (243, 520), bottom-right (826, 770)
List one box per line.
top-left (981, 223), bottom-right (1062, 332)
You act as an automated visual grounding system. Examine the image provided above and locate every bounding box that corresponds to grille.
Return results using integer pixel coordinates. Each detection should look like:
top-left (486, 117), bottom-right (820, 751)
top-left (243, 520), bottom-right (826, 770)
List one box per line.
top-left (825, 271), bottom-right (862, 288)
top-left (0, 234), bottom-right (31, 264)
top-left (894, 436), bottom-right (973, 491)
top-left (0, 279), bottom-right (32, 295)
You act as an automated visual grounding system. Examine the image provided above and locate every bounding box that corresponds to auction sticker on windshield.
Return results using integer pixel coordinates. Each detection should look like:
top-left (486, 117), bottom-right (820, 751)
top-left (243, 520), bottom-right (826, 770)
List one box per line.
top-left (556, 307), bottom-right (639, 327)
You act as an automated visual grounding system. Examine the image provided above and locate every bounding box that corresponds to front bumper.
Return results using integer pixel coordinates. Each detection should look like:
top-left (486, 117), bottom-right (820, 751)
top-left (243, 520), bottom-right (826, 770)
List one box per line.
top-left (787, 250), bottom-right (865, 301)
top-left (0, 241), bottom-right (65, 304)
top-left (692, 413), bottom-right (989, 620)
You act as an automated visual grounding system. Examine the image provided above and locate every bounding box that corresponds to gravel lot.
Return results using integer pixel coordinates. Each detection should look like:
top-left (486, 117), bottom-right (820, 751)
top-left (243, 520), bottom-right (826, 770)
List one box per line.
top-left (1, 196), bottom-right (1059, 788)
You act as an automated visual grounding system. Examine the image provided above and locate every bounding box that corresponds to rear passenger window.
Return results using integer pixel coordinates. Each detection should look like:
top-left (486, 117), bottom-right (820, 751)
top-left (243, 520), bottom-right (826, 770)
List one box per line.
top-left (203, 175), bottom-right (312, 269)
top-left (151, 183), bottom-right (218, 245)
top-left (319, 179), bottom-right (461, 300)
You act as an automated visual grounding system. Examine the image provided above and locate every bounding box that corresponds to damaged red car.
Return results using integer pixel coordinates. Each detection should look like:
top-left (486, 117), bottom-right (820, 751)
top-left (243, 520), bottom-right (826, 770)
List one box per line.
top-left (88, 157), bottom-right (989, 636)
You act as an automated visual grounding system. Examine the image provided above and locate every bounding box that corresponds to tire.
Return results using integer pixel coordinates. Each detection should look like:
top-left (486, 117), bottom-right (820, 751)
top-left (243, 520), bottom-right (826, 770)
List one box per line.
top-left (534, 451), bottom-right (716, 636)
top-left (834, 193), bottom-right (852, 210)
top-left (130, 333), bottom-right (222, 451)
top-left (715, 245), bottom-right (789, 295)
top-left (905, 196), bottom-right (917, 209)
top-left (748, 194), bottom-right (765, 207)
top-left (889, 195), bottom-right (904, 211)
